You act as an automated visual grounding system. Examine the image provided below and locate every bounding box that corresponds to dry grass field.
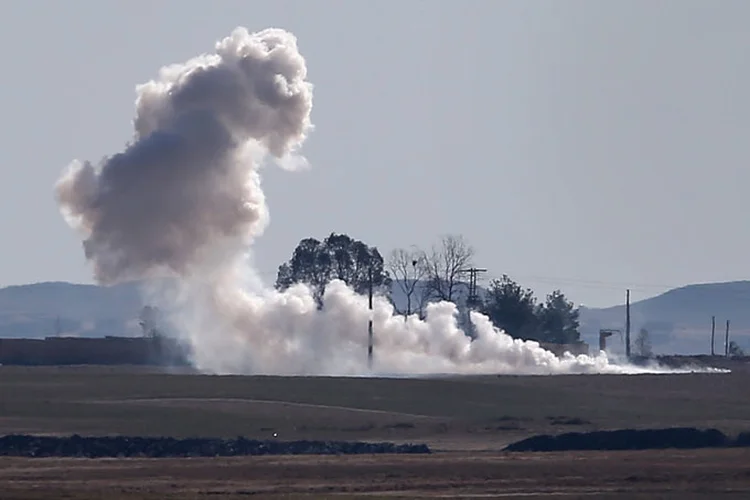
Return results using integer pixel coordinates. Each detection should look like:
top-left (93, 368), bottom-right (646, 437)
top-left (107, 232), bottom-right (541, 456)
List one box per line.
top-left (2, 449), bottom-right (750, 499)
top-left (0, 363), bottom-right (749, 498)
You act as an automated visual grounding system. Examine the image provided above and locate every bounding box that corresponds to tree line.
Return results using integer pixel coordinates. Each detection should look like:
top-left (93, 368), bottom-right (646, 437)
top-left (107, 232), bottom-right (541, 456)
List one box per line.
top-left (275, 233), bottom-right (582, 346)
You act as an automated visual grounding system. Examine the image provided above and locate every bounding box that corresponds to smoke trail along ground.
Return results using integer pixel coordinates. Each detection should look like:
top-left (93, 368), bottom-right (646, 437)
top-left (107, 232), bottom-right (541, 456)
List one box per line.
top-left (54, 27), bottom-right (703, 376)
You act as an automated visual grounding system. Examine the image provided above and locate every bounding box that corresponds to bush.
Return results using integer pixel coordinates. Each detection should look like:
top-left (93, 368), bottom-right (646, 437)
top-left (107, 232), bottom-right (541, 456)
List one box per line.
top-left (0, 434), bottom-right (430, 458)
top-left (504, 428), bottom-right (729, 452)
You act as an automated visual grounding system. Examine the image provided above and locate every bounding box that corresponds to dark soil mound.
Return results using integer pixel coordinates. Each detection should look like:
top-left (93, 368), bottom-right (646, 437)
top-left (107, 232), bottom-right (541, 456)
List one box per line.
top-left (0, 435), bottom-right (430, 458)
top-left (504, 428), bottom-right (729, 452)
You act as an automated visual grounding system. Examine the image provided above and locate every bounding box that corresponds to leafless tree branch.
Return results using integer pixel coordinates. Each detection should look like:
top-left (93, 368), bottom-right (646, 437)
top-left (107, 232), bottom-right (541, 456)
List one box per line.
top-left (387, 246), bottom-right (428, 318)
top-left (424, 234), bottom-right (474, 303)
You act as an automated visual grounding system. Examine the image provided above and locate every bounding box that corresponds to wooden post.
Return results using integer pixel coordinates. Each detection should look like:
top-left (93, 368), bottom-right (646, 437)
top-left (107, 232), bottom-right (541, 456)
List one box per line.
top-left (368, 266), bottom-right (373, 369)
top-left (711, 316), bottom-right (716, 356)
top-left (725, 320), bottom-right (730, 357)
top-left (625, 289), bottom-right (631, 359)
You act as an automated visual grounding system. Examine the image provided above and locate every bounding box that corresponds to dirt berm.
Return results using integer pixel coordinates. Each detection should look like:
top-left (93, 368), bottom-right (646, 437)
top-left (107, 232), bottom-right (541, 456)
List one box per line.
top-left (504, 427), bottom-right (732, 452)
top-left (0, 434), bottom-right (430, 458)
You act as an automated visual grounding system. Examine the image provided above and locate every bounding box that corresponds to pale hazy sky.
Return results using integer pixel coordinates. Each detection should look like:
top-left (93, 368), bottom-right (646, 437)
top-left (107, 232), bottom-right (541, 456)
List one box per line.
top-left (1, 1), bottom-right (749, 307)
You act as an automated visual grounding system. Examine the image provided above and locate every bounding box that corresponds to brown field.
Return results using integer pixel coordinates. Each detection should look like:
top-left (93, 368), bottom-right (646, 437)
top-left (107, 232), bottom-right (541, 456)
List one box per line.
top-left (1, 363), bottom-right (749, 498)
top-left (2, 449), bottom-right (750, 499)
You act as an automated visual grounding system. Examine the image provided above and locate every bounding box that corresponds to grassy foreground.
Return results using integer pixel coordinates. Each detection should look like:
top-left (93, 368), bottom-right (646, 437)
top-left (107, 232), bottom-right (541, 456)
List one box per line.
top-left (1, 449), bottom-right (749, 499)
top-left (1, 365), bottom-right (749, 498)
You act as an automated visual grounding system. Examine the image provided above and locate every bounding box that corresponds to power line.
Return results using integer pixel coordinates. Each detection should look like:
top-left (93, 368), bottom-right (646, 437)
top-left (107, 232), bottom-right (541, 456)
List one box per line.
top-left (483, 273), bottom-right (682, 291)
top-left (254, 265), bottom-right (750, 296)
top-left (482, 273), bottom-right (750, 298)
top-left (256, 266), bottom-right (750, 303)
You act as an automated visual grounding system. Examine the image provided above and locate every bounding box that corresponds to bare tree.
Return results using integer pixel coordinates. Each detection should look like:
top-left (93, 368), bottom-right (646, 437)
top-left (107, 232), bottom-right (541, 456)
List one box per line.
top-left (634, 327), bottom-right (653, 357)
top-left (387, 247), bottom-right (428, 318)
top-left (728, 341), bottom-right (745, 357)
top-left (139, 305), bottom-right (160, 338)
top-left (424, 235), bottom-right (474, 303)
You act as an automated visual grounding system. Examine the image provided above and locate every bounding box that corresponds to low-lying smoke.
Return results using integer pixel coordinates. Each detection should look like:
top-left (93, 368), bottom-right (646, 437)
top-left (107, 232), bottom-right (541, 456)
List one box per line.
top-left (55, 27), bottom-right (695, 376)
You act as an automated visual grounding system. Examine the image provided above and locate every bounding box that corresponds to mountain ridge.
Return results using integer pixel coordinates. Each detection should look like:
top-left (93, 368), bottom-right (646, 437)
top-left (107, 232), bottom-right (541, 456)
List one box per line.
top-left (0, 279), bottom-right (747, 354)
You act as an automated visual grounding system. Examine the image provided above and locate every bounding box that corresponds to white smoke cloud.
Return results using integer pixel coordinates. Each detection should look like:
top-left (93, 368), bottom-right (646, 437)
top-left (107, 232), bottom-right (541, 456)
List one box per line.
top-left (56, 27), bottom-right (311, 285)
top-left (54, 27), bottom-right (709, 377)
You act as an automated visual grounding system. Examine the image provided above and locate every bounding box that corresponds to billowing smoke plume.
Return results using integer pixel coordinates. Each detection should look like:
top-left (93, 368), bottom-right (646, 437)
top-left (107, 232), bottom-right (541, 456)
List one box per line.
top-left (56, 27), bottom-right (683, 376)
top-left (56, 27), bottom-right (311, 285)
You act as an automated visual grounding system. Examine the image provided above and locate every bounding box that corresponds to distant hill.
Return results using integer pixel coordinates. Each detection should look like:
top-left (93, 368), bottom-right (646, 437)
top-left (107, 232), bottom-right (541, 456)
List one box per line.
top-left (0, 282), bottom-right (144, 338)
top-left (578, 281), bottom-right (750, 355)
top-left (0, 279), bottom-right (747, 355)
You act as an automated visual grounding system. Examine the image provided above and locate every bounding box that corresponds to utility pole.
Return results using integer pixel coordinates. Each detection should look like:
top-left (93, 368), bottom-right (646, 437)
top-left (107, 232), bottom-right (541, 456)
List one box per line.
top-left (459, 267), bottom-right (487, 337)
top-left (406, 259), bottom-right (418, 322)
top-left (711, 316), bottom-right (716, 356)
top-left (725, 319), bottom-right (730, 357)
top-left (625, 289), bottom-right (631, 359)
top-left (367, 265), bottom-right (373, 370)
top-left (461, 267), bottom-right (488, 306)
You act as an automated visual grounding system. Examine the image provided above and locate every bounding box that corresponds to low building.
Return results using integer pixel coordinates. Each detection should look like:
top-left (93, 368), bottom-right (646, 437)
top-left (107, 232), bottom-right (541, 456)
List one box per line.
top-left (0, 335), bottom-right (189, 366)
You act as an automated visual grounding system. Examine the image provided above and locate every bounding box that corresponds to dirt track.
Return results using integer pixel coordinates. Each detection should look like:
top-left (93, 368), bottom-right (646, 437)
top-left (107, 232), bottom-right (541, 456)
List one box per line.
top-left (2, 448), bottom-right (750, 499)
top-left (2, 365), bottom-right (750, 498)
